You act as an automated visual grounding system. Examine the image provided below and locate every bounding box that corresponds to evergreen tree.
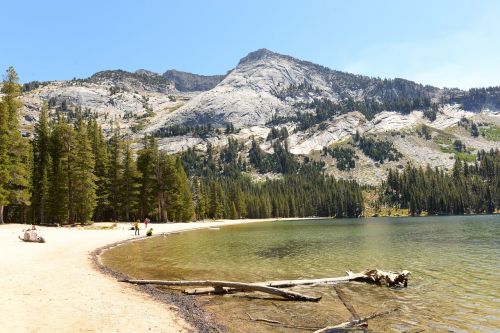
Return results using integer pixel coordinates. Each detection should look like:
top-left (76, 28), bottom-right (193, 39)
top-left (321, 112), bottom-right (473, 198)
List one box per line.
top-left (32, 103), bottom-right (51, 224)
top-left (174, 157), bottom-right (194, 221)
top-left (209, 182), bottom-right (224, 219)
top-left (71, 120), bottom-right (97, 223)
top-left (108, 123), bottom-right (123, 220)
top-left (88, 118), bottom-right (110, 221)
top-left (137, 136), bottom-right (157, 220)
top-left (48, 120), bottom-right (72, 224)
top-left (121, 141), bottom-right (141, 221)
top-left (0, 67), bottom-right (31, 223)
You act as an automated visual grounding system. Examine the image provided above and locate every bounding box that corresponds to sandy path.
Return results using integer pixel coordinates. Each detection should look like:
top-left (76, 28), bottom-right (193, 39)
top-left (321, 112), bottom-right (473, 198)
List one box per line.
top-left (0, 220), bottom-right (276, 333)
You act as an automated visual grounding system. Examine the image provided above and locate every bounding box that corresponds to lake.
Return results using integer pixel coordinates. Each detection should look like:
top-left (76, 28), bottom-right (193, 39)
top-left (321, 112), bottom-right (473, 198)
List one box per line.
top-left (102, 216), bottom-right (500, 332)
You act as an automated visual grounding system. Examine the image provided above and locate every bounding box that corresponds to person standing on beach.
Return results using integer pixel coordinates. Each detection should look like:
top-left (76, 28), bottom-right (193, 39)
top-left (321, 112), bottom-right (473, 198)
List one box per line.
top-left (134, 220), bottom-right (140, 236)
top-left (144, 217), bottom-right (149, 230)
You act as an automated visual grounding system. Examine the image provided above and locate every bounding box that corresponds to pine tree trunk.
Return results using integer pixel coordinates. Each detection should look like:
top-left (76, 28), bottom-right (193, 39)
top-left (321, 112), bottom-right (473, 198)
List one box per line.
top-left (0, 205), bottom-right (4, 224)
top-left (40, 200), bottom-right (44, 225)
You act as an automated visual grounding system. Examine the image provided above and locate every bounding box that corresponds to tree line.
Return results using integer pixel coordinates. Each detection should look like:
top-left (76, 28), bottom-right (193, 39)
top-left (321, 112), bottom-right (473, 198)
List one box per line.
top-left (383, 149), bottom-right (500, 215)
top-left (30, 112), bottom-right (195, 224)
top-left (182, 145), bottom-right (365, 220)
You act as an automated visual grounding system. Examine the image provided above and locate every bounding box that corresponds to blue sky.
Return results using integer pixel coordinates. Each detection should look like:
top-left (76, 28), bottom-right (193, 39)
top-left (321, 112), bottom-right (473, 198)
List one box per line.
top-left (2, 0), bottom-right (499, 89)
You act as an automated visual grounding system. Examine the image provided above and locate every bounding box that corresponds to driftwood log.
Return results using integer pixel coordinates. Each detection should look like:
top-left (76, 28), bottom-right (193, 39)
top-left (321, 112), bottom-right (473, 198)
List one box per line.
top-left (183, 269), bottom-right (410, 295)
top-left (122, 269), bottom-right (408, 302)
top-left (121, 279), bottom-right (321, 302)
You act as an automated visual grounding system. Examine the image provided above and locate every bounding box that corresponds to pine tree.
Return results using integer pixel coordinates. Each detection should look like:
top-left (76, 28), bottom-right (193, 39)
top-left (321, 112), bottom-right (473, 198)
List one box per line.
top-left (108, 123), bottom-right (123, 220)
top-left (229, 202), bottom-right (238, 219)
top-left (32, 103), bottom-right (51, 224)
top-left (48, 120), bottom-right (72, 224)
top-left (162, 154), bottom-right (180, 221)
top-left (71, 120), bottom-right (97, 223)
top-left (175, 157), bottom-right (194, 221)
top-left (0, 67), bottom-right (31, 223)
top-left (88, 118), bottom-right (110, 221)
top-left (121, 141), bottom-right (141, 221)
top-left (137, 136), bottom-right (157, 220)
top-left (194, 179), bottom-right (208, 220)
top-left (209, 182), bottom-right (224, 219)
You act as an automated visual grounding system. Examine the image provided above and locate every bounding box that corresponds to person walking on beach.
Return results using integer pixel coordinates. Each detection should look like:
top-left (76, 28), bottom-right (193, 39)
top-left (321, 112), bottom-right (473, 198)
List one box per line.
top-left (134, 220), bottom-right (140, 236)
top-left (144, 217), bottom-right (150, 230)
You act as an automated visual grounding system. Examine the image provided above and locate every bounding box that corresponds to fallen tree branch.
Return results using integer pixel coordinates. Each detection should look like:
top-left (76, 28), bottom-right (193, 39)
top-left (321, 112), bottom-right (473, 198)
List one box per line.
top-left (182, 269), bottom-right (410, 295)
top-left (333, 286), bottom-right (370, 333)
top-left (314, 308), bottom-right (398, 333)
top-left (122, 279), bottom-right (321, 302)
top-left (333, 286), bottom-right (360, 320)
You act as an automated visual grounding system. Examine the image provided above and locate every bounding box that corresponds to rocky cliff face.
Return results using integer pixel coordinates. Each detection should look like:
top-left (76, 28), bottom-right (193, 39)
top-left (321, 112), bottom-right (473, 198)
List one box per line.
top-left (149, 49), bottom-right (445, 130)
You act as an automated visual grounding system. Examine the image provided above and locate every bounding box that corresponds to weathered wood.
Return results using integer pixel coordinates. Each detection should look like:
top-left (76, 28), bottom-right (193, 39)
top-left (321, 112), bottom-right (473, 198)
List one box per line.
top-left (184, 286), bottom-right (238, 295)
top-left (351, 269), bottom-right (410, 288)
top-left (182, 269), bottom-right (410, 295)
top-left (314, 308), bottom-right (397, 333)
top-left (122, 279), bottom-right (321, 302)
top-left (333, 286), bottom-right (360, 320)
top-left (332, 286), bottom-right (370, 333)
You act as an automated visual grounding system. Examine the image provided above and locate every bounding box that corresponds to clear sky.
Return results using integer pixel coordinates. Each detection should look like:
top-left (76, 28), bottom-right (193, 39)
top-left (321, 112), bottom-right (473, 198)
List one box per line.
top-left (2, 0), bottom-right (499, 89)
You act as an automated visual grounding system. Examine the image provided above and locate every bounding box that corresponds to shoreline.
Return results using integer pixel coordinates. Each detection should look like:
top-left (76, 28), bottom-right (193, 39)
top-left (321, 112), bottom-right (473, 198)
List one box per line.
top-left (0, 217), bottom-right (302, 333)
top-left (92, 217), bottom-right (321, 332)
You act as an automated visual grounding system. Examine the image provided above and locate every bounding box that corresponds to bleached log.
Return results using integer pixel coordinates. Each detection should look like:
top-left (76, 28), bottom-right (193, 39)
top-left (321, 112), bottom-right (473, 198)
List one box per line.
top-left (122, 279), bottom-right (321, 302)
top-left (182, 269), bottom-right (410, 295)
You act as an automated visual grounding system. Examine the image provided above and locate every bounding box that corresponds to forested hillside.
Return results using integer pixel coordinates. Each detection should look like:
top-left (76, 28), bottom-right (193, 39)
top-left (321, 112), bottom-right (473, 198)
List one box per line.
top-left (1, 66), bottom-right (499, 224)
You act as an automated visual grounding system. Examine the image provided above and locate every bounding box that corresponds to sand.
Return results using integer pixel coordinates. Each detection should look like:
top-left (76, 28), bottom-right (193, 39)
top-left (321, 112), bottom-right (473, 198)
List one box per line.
top-left (0, 219), bottom-right (284, 333)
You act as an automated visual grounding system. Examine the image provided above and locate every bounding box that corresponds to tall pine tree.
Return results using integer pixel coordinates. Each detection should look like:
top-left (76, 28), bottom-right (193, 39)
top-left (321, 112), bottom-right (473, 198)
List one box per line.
top-left (0, 67), bottom-right (31, 223)
top-left (71, 120), bottom-right (97, 223)
top-left (32, 103), bottom-right (51, 224)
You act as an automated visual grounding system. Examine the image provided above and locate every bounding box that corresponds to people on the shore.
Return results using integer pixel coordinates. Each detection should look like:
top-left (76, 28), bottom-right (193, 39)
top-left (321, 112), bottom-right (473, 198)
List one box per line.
top-left (134, 220), bottom-right (140, 236)
top-left (146, 228), bottom-right (153, 237)
top-left (144, 217), bottom-right (150, 229)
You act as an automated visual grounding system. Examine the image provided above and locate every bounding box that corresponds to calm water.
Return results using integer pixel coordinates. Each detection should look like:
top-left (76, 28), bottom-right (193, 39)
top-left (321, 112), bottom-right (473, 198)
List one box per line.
top-left (103, 216), bottom-right (500, 332)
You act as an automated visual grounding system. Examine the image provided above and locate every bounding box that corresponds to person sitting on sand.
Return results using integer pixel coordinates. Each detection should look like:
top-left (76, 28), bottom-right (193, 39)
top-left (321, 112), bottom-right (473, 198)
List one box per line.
top-left (134, 220), bottom-right (140, 236)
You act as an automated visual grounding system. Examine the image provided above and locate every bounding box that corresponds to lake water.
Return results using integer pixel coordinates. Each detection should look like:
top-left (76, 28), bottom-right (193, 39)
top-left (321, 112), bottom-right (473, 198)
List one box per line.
top-left (102, 216), bottom-right (500, 332)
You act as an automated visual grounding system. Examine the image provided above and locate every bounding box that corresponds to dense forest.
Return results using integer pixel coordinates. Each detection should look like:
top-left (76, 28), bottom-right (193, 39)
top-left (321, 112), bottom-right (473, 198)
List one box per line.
top-left (383, 150), bottom-right (500, 215)
top-left (181, 139), bottom-right (364, 219)
top-left (445, 87), bottom-right (500, 111)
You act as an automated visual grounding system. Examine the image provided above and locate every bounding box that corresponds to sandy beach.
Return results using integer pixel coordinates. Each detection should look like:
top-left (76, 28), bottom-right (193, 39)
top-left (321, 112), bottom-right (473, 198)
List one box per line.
top-left (0, 219), bottom-right (287, 333)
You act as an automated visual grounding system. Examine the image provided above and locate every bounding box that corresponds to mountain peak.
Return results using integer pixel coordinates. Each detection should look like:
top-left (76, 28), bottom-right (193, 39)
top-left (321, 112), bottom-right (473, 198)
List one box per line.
top-left (135, 69), bottom-right (158, 76)
top-left (238, 48), bottom-right (280, 64)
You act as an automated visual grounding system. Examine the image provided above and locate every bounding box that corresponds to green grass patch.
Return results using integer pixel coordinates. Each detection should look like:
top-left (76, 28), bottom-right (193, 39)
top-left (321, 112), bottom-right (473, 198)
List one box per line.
top-left (434, 133), bottom-right (453, 145)
top-left (440, 145), bottom-right (476, 162)
top-left (480, 126), bottom-right (500, 141)
top-left (440, 145), bottom-right (454, 154)
top-left (454, 151), bottom-right (476, 162)
top-left (167, 103), bottom-right (184, 113)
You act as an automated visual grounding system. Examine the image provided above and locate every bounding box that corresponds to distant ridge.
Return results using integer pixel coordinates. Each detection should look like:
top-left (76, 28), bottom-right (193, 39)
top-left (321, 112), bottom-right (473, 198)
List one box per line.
top-left (163, 69), bottom-right (225, 92)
